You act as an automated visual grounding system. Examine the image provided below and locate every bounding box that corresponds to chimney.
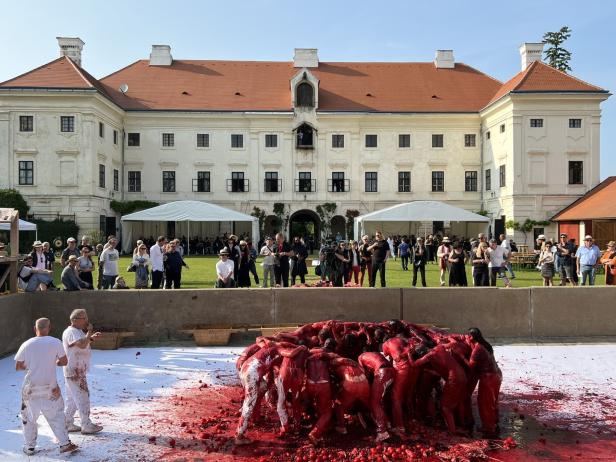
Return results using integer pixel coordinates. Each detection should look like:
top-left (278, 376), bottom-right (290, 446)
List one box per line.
top-left (294, 48), bottom-right (319, 68)
top-left (57, 37), bottom-right (85, 67)
top-left (519, 42), bottom-right (544, 70)
top-left (434, 50), bottom-right (455, 69)
top-left (150, 45), bottom-right (173, 66)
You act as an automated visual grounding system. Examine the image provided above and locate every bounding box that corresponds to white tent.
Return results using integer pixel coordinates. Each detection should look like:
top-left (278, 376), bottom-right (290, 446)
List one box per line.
top-left (120, 200), bottom-right (259, 253)
top-left (354, 201), bottom-right (489, 239)
top-left (0, 218), bottom-right (37, 238)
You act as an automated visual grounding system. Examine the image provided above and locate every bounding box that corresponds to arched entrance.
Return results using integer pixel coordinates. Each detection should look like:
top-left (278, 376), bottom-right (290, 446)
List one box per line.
top-left (264, 215), bottom-right (280, 238)
top-left (331, 215), bottom-right (346, 240)
top-left (289, 210), bottom-right (320, 252)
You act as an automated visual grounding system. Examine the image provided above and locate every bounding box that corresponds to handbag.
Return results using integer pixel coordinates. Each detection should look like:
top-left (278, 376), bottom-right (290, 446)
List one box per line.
top-left (127, 264), bottom-right (137, 272)
top-left (315, 265), bottom-right (322, 276)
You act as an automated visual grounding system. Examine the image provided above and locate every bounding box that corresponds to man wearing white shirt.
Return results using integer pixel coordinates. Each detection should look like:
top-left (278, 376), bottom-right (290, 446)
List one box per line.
top-left (487, 239), bottom-right (512, 287)
top-left (499, 234), bottom-right (516, 279)
top-left (216, 247), bottom-right (235, 288)
top-left (15, 318), bottom-right (78, 455)
top-left (63, 309), bottom-right (103, 435)
top-left (99, 237), bottom-right (119, 289)
top-left (150, 235), bottom-right (167, 289)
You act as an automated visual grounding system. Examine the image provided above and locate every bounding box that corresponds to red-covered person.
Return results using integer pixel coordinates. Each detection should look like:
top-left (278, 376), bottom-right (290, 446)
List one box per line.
top-left (409, 343), bottom-right (468, 435)
top-left (358, 352), bottom-right (395, 442)
top-left (236, 343), bottom-right (261, 372)
top-left (276, 344), bottom-right (310, 435)
top-left (440, 334), bottom-right (475, 430)
top-left (303, 339), bottom-right (336, 444)
top-left (465, 328), bottom-right (502, 436)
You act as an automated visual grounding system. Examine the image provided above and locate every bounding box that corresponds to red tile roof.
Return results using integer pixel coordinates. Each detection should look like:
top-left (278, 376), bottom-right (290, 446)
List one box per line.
top-left (486, 61), bottom-right (606, 107)
top-left (0, 56), bottom-right (607, 113)
top-left (552, 177), bottom-right (616, 221)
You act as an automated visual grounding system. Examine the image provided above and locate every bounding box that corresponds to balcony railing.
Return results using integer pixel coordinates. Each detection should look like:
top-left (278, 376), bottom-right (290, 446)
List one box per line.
top-left (264, 179), bottom-right (282, 193)
top-left (192, 178), bottom-right (211, 192)
top-left (295, 179), bottom-right (316, 193)
top-left (327, 179), bottom-right (350, 192)
top-left (226, 179), bottom-right (250, 193)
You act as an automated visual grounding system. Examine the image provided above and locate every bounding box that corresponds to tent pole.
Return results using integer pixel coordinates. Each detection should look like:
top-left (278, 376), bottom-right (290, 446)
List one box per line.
top-left (188, 221), bottom-right (190, 255)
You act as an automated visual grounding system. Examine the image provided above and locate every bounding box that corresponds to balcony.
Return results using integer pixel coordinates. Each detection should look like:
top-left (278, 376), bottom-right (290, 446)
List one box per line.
top-left (192, 178), bottom-right (211, 192)
top-left (327, 179), bottom-right (350, 192)
top-left (295, 179), bottom-right (316, 193)
top-left (226, 179), bottom-right (250, 193)
top-left (264, 179), bottom-right (282, 193)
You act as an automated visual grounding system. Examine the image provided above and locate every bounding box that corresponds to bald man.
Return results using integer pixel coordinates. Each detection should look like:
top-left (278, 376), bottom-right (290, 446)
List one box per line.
top-left (15, 318), bottom-right (78, 455)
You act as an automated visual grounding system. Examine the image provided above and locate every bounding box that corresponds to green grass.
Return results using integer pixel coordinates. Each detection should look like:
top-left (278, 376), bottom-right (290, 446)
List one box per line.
top-left (53, 255), bottom-right (603, 289)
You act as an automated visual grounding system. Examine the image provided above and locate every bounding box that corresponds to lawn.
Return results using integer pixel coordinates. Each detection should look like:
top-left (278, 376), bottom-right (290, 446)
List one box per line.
top-left (53, 255), bottom-right (602, 289)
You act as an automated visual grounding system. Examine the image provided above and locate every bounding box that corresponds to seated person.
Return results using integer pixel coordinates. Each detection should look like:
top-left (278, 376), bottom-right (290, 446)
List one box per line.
top-left (61, 255), bottom-right (90, 291)
top-left (113, 276), bottom-right (129, 289)
top-left (19, 255), bottom-right (54, 292)
top-left (216, 248), bottom-right (235, 288)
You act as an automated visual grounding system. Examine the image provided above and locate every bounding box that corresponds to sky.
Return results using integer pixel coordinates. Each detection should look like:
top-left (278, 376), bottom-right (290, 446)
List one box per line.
top-left (1, 0), bottom-right (615, 178)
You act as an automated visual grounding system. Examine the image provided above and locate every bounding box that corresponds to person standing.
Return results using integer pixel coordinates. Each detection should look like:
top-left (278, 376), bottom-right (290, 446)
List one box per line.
top-left (398, 238), bottom-right (410, 271)
top-left (437, 237), bottom-right (452, 286)
top-left (259, 237), bottom-right (276, 288)
top-left (60, 238), bottom-right (80, 267)
top-left (331, 241), bottom-right (350, 287)
top-left (246, 239), bottom-right (260, 286)
top-left (274, 233), bottom-right (293, 287)
top-left (236, 240), bottom-right (252, 288)
top-left (132, 243), bottom-right (151, 289)
top-left (77, 245), bottom-right (94, 290)
top-left (31, 241), bottom-right (48, 271)
top-left (448, 243), bottom-right (468, 287)
top-left (99, 237), bottom-right (119, 290)
top-left (62, 309), bottom-right (103, 435)
top-left (164, 240), bottom-right (189, 289)
top-left (368, 230), bottom-right (390, 287)
top-left (348, 240), bottom-right (361, 284)
top-left (499, 234), bottom-right (516, 279)
top-left (576, 235), bottom-right (601, 286)
top-left (227, 235), bottom-right (241, 279)
top-left (472, 242), bottom-right (490, 287)
top-left (425, 235), bottom-right (434, 263)
top-left (291, 237), bottom-right (308, 285)
top-left (149, 236), bottom-right (167, 289)
top-left (359, 235), bottom-right (373, 286)
top-left (556, 233), bottom-right (577, 286)
top-left (600, 241), bottom-right (616, 286)
top-left (486, 239), bottom-right (511, 287)
top-left (538, 240), bottom-right (555, 286)
top-left (15, 318), bottom-right (78, 456)
top-left (412, 237), bottom-right (427, 287)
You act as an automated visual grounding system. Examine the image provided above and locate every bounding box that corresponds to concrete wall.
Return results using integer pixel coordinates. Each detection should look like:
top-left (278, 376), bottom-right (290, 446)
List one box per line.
top-left (1, 287), bottom-right (615, 353)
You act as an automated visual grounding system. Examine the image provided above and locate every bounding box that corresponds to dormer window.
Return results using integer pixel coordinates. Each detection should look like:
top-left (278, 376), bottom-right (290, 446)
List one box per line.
top-left (296, 123), bottom-right (314, 149)
top-left (296, 82), bottom-right (314, 107)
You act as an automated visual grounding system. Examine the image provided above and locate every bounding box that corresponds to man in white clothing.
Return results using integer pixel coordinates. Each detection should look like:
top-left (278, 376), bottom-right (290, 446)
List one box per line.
top-left (99, 238), bottom-right (119, 289)
top-left (15, 318), bottom-right (78, 455)
top-left (259, 236), bottom-right (276, 288)
top-left (149, 235), bottom-right (167, 289)
top-left (215, 247), bottom-right (235, 288)
top-left (487, 239), bottom-right (512, 287)
top-left (62, 309), bottom-right (103, 434)
top-left (499, 233), bottom-right (516, 279)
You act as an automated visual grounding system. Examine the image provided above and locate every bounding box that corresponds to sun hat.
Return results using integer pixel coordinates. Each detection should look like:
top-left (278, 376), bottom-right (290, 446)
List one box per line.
top-left (537, 234), bottom-right (546, 240)
top-left (68, 255), bottom-right (78, 262)
top-left (584, 235), bottom-right (593, 241)
top-left (67, 237), bottom-right (77, 243)
top-left (32, 240), bottom-right (43, 247)
top-left (228, 235), bottom-right (238, 241)
top-left (219, 247), bottom-right (230, 255)
top-left (442, 237), bottom-right (451, 243)
top-left (607, 241), bottom-right (616, 247)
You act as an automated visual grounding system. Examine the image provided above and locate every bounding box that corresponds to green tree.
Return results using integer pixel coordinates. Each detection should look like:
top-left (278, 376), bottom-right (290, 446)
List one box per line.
top-left (543, 26), bottom-right (572, 73)
top-left (506, 218), bottom-right (551, 245)
top-left (251, 206), bottom-right (267, 238)
top-left (272, 203), bottom-right (290, 235)
top-left (0, 189), bottom-right (29, 218)
top-left (345, 209), bottom-right (360, 239)
top-left (315, 203), bottom-right (337, 240)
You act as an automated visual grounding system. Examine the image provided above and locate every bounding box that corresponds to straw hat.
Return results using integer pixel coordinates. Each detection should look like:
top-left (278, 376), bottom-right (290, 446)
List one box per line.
top-left (67, 255), bottom-right (78, 262)
top-left (32, 240), bottom-right (43, 248)
top-left (228, 234), bottom-right (238, 242)
top-left (219, 247), bottom-right (230, 256)
top-left (607, 241), bottom-right (616, 247)
top-left (442, 237), bottom-right (451, 243)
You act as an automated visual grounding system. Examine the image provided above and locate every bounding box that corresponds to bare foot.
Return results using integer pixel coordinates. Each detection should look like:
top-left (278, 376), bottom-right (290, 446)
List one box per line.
top-left (234, 435), bottom-right (253, 445)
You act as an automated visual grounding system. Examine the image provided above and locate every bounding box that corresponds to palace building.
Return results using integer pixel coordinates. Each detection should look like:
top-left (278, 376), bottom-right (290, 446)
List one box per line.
top-left (0, 38), bottom-right (610, 242)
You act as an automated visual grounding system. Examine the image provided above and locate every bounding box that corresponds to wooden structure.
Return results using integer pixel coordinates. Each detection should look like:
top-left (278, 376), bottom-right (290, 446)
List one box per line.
top-left (0, 208), bottom-right (19, 293)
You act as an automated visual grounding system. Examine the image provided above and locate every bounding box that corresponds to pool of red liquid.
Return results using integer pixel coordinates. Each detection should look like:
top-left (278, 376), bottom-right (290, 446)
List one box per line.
top-left (140, 382), bottom-right (616, 461)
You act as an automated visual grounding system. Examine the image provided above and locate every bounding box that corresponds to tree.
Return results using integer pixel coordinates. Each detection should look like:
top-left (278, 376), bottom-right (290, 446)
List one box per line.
top-left (251, 206), bottom-right (267, 238)
top-left (315, 203), bottom-right (337, 241)
top-left (345, 209), bottom-right (360, 239)
top-left (506, 218), bottom-right (551, 245)
top-left (543, 26), bottom-right (572, 73)
top-left (272, 203), bottom-right (290, 235)
top-left (0, 189), bottom-right (29, 218)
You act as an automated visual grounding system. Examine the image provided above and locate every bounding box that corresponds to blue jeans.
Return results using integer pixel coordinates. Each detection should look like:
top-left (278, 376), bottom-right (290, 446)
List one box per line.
top-left (580, 265), bottom-right (596, 286)
top-left (25, 273), bottom-right (53, 292)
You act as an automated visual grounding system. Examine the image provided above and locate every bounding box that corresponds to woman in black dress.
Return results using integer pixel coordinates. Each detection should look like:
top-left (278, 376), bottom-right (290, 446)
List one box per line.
top-left (448, 242), bottom-right (468, 286)
top-left (236, 240), bottom-right (251, 287)
top-left (291, 237), bottom-right (308, 285)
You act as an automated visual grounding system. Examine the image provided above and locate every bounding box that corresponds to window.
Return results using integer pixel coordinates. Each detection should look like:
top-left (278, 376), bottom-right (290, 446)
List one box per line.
top-left (162, 133), bottom-right (174, 147)
top-left (99, 122), bottom-right (104, 138)
top-left (431, 171), bottom-right (444, 192)
top-left (499, 165), bottom-right (506, 188)
top-left (98, 164), bottom-right (105, 188)
top-left (365, 134), bottom-right (378, 148)
top-left (128, 171), bottom-right (141, 192)
top-left (265, 172), bottom-right (279, 192)
top-left (568, 161), bottom-right (583, 185)
top-left (298, 172), bottom-right (313, 192)
top-left (530, 118), bottom-right (543, 128)
top-left (399, 134), bottom-right (411, 148)
top-left (296, 82), bottom-right (314, 107)
top-left (332, 134), bottom-right (345, 148)
top-left (465, 171), bottom-right (478, 192)
top-left (331, 172), bottom-right (345, 192)
top-left (19, 116), bottom-right (33, 132)
top-left (18, 161), bottom-right (33, 185)
top-left (398, 171), bottom-right (411, 192)
top-left (569, 118), bottom-right (582, 128)
top-left (296, 124), bottom-right (314, 148)
top-left (113, 130), bottom-right (118, 145)
top-left (486, 131), bottom-right (491, 140)
top-left (196, 171), bottom-right (211, 192)
top-left (500, 124), bottom-right (505, 133)
top-left (485, 169), bottom-right (491, 191)
top-left (265, 134), bottom-right (278, 148)
top-left (197, 133), bottom-right (210, 148)
top-left (162, 171), bottom-right (176, 192)
top-left (464, 134), bottom-right (476, 147)
top-left (231, 134), bottom-right (243, 148)
top-left (127, 133), bottom-right (140, 146)
top-left (60, 116), bottom-right (74, 132)
top-left (365, 172), bottom-right (378, 192)
top-left (231, 172), bottom-right (245, 192)
top-left (113, 169), bottom-right (119, 191)
top-left (432, 134), bottom-right (444, 148)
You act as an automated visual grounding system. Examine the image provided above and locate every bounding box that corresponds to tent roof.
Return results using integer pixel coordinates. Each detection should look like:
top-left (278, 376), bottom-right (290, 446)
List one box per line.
top-left (357, 201), bottom-right (490, 223)
top-left (120, 200), bottom-right (257, 222)
top-left (0, 218), bottom-right (37, 231)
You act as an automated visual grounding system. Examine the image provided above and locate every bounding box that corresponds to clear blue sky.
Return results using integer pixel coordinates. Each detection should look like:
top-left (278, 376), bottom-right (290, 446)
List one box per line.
top-left (2, 0), bottom-right (614, 178)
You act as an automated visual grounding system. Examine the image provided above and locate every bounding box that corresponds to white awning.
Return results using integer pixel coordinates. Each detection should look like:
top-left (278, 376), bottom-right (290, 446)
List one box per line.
top-left (0, 218), bottom-right (37, 232)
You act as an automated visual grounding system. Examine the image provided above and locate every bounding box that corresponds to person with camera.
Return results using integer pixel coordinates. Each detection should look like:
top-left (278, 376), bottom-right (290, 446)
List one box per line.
top-left (274, 233), bottom-right (294, 287)
top-left (368, 230), bottom-right (391, 287)
top-left (358, 235), bottom-right (373, 286)
top-left (330, 241), bottom-right (350, 287)
top-left (291, 237), bottom-right (308, 285)
top-left (412, 237), bottom-right (428, 287)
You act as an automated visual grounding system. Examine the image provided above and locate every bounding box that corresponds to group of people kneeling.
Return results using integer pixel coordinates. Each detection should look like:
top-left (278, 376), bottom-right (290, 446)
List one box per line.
top-left (234, 320), bottom-right (501, 445)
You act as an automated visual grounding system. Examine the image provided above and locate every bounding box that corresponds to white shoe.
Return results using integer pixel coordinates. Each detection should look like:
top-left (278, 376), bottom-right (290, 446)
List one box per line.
top-left (23, 446), bottom-right (35, 456)
top-left (67, 423), bottom-right (81, 432)
top-left (81, 423), bottom-right (103, 434)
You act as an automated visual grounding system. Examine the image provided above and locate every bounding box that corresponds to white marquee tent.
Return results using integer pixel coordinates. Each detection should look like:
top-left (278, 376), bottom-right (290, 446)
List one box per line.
top-left (0, 218), bottom-right (37, 238)
top-left (120, 201), bottom-right (259, 253)
top-left (353, 201), bottom-right (490, 239)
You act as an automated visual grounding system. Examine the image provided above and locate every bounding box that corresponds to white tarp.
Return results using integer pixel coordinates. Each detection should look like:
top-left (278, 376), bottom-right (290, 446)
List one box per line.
top-left (354, 201), bottom-right (489, 239)
top-left (0, 218), bottom-right (37, 232)
top-left (120, 200), bottom-right (259, 253)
